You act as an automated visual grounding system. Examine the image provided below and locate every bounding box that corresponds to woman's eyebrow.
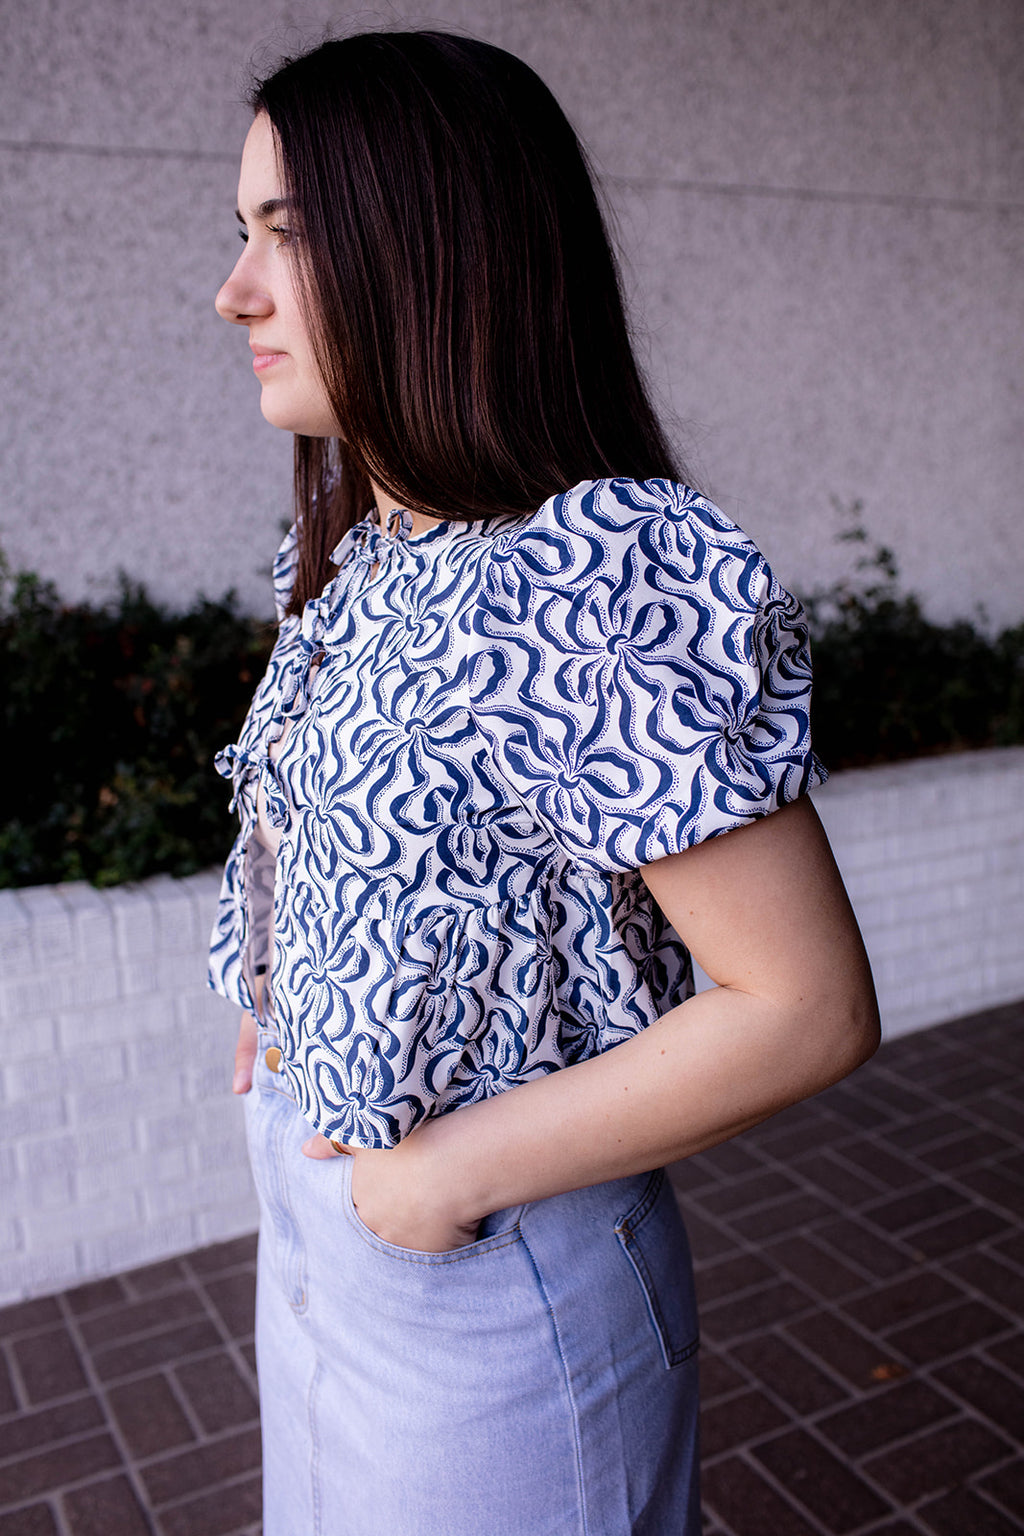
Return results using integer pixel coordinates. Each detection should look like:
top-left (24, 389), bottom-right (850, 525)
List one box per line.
top-left (235, 198), bottom-right (292, 224)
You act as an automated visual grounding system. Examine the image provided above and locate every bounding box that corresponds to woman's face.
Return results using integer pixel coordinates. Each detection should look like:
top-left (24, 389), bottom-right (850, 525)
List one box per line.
top-left (215, 113), bottom-right (340, 437)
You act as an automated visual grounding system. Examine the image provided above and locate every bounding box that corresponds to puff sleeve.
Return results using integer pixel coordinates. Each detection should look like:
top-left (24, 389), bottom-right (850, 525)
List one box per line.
top-left (468, 479), bottom-right (826, 873)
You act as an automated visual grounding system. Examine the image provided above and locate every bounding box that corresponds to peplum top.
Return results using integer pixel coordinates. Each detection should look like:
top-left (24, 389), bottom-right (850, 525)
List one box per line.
top-left (208, 478), bottom-right (826, 1147)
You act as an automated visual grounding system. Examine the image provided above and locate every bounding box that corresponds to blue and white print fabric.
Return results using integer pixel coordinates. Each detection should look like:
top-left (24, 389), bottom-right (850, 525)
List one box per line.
top-left (209, 479), bottom-right (825, 1148)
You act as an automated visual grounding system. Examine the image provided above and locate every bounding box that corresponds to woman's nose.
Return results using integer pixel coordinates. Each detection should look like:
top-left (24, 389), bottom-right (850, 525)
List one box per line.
top-left (215, 256), bottom-right (273, 325)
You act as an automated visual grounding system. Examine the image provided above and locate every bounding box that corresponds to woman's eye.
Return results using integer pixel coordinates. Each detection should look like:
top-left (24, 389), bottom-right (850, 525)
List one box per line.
top-left (233, 222), bottom-right (293, 249)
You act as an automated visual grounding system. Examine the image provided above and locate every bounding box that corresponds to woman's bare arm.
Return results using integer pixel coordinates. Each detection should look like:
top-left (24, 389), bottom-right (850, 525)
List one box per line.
top-left (304, 795), bottom-right (880, 1250)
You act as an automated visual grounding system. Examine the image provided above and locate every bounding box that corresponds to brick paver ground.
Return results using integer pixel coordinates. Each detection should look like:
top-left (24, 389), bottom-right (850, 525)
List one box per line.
top-left (1, 1000), bottom-right (1021, 1535)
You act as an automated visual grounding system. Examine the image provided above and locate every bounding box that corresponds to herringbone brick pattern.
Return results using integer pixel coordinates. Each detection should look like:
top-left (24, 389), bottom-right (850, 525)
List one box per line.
top-left (0, 1000), bottom-right (1021, 1535)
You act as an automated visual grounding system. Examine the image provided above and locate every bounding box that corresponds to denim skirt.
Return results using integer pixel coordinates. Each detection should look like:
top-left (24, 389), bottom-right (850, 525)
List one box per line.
top-left (245, 1028), bottom-right (701, 1536)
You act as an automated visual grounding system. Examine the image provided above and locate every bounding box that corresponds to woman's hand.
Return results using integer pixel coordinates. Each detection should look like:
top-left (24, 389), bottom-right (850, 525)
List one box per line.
top-left (232, 1010), bottom-right (258, 1094)
top-left (236, 1006), bottom-right (479, 1250)
top-left (301, 1131), bottom-right (483, 1253)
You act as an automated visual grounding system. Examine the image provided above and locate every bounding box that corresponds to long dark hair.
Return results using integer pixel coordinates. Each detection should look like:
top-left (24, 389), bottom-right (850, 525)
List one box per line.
top-left (251, 31), bottom-right (685, 614)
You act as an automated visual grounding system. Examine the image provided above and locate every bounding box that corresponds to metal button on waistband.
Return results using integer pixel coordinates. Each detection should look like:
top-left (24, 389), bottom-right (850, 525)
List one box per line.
top-left (265, 1046), bottom-right (283, 1073)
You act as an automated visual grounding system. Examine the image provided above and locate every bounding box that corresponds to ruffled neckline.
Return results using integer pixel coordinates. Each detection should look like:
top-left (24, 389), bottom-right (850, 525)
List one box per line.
top-left (330, 505), bottom-right (524, 567)
top-left (330, 506), bottom-right (458, 567)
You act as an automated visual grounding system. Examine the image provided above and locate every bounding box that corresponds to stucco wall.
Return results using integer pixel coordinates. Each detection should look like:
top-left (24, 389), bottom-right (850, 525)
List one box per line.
top-left (1, 0), bottom-right (1021, 625)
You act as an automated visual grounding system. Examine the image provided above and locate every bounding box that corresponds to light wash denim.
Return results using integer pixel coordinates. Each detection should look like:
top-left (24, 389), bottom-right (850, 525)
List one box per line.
top-left (246, 1025), bottom-right (701, 1535)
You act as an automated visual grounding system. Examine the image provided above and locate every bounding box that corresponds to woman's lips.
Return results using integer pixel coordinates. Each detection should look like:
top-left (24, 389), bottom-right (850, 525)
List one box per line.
top-left (252, 349), bottom-right (288, 373)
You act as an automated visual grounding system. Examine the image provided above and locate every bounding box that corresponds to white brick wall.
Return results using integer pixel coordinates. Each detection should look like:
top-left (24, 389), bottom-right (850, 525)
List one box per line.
top-left (0, 870), bottom-right (255, 1306)
top-left (1, 746), bottom-right (1022, 1304)
top-left (811, 746), bottom-right (1024, 1038)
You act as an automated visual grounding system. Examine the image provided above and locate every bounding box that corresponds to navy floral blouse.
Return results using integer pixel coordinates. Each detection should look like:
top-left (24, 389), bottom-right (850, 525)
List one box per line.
top-left (208, 478), bottom-right (825, 1147)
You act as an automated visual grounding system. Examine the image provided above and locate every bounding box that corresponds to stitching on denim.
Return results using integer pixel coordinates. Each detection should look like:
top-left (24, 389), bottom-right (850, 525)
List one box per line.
top-left (257, 1036), bottom-right (297, 1104)
top-left (613, 1167), bottom-right (663, 1235)
top-left (614, 1171), bottom-right (698, 1368)
top-left (339, 1157), bottom-right (526, 1263)
top-left (259, 1078), bottom-right (296, 1103)
top-left (263, 1091), bottom-right (308, 1314)
top-left (670, 1336), bottom-right (700, 1364)
top-left (308, 1358), bottom-right (323, 1536)
top-left (520, 1228), bottom-right (589, 1536)
top-left (621, 1231), bottom-right (677, 1362)
top-left (342, 1201), bottom-right (524, 1264)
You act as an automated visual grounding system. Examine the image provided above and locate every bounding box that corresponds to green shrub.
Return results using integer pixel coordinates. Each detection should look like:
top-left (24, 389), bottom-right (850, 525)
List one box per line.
top-left (0, 552), bottom-right (274, 888)
top-left (801, 507), bottom-right (1024, 770)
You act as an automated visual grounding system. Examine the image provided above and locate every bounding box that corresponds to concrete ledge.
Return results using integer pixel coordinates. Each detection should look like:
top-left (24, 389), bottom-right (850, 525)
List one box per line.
top-left (1, 746), bottom-right (1022, 1303)
top-left (812, 746), bottom-right (1024, 1039)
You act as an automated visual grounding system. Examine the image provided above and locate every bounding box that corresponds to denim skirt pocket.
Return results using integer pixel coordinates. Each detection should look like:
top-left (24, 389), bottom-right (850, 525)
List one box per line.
top-left (336, 1150), bottom-right (525, 1267)
top-left (614, 1168), bottom-right (699, 1368)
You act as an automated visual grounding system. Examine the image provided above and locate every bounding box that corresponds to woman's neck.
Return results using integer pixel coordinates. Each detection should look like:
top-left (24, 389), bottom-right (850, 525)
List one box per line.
top-left (370, 480), bottom-right (445, 538)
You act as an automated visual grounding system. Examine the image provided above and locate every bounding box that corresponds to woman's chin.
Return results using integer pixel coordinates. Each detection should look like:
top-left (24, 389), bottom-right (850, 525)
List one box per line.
top-left (259, 393), bottom-right (340, 437)
top-left (259, 393), bottom-right (302, 433)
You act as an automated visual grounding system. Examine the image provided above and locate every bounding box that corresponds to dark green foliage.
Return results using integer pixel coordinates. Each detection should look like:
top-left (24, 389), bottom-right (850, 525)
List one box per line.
top-left (0, 552), bottom-right (274, 888)
top-left (802, 508), bottom-right (1024, 771)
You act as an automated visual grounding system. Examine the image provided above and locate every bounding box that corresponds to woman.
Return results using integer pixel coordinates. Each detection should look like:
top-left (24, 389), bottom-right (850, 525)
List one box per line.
top-left (211, 30), bottom-right (879, 1536)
